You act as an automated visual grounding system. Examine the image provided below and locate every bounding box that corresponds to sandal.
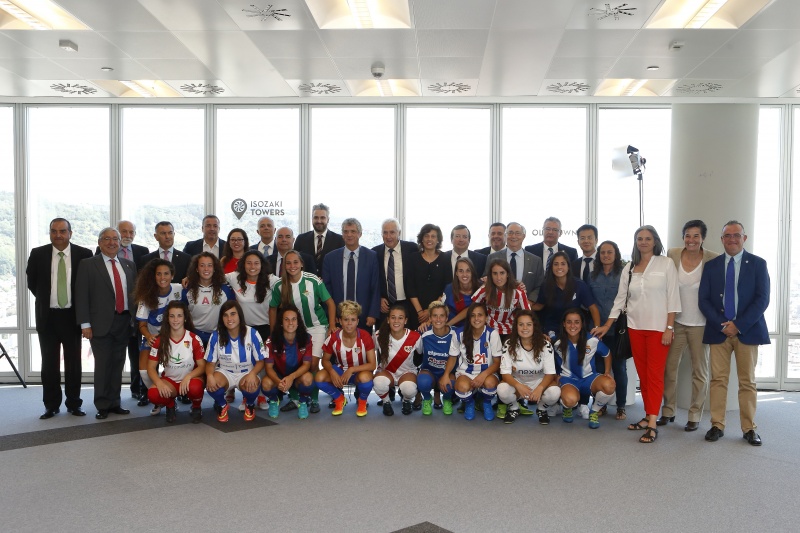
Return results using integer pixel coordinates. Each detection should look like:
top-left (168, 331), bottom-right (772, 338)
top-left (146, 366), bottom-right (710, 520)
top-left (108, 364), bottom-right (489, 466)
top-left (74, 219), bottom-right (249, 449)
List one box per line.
top-left (639, 426), bottom-right (658, 443)
top-left (616, 407), bottom-right (627, 420)
top-left (627, 417), bottom-right (648, 430)
top-left (598, 405), bottom-right (607, 417)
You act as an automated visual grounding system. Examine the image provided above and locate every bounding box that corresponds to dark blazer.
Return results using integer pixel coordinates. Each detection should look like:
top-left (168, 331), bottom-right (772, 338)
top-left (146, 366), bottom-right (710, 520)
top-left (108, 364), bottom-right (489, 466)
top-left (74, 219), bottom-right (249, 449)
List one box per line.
top-left (94, 243), bottom-right (149, 264)
top-left (486, 249), bottom-right (544, 302)
top-left (269, 249), bottom-right (318, 277)
top-left (525, 242), bottom-right (579, 264)
top-left (572, 254), bottom-right (597, 281)
top-left (698, 250), bottom-right (770, 346)
top-left (295, 230), bottom-right (345, 272)
top-left (182, 238), bottom-right (226, 258)
top-left (371, 240), bottom-right (419, 301)
top-left (322, 246), bottom-right (380, 322)
top-left (75, 254), bottom-right (137, 336)
top-left (475, 246), bottom-right (502, 257)
top-left (137, 248), bottom-right (192, 282)
top-left (26, 243), bottom-right (93, 331)
top-left (441, 250), bottom-right (487, 278)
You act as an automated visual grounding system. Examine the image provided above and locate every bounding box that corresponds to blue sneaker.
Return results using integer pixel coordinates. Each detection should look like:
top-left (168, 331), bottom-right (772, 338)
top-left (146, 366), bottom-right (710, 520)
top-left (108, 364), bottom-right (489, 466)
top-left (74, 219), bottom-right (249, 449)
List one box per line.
top-left (298, 402), bottom-right (309, 420)
top-left (483, 400), bottom-right (495, 421)
top-left (562, 406), bottom-right (574, 423)
top-left (588, 410), bottom-right (600, 429)
top-left (464, 400), bottom-right (475, 420)
top-left (268, 400), bottom-right (279, 419)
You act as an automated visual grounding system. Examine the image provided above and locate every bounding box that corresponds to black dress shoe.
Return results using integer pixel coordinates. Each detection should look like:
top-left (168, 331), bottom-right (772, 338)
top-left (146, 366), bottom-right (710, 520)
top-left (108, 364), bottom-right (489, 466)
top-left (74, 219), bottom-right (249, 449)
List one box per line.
top-left (39, 408), bottom-right (60, 419)
top-left (743, 430), bottom-right (762, 446)
top-left (684, 421), bottom-right (699, 432)
top-left (705, 426), bottom-right (724, 442)
top-left (656, 415), bottom-right (675, 426)
top-left (109, 407), bottom-right (130, 415)
top-left (95, 410), bottom-right (109, 419)
top-left (67, 407), bottom-right (86, 416)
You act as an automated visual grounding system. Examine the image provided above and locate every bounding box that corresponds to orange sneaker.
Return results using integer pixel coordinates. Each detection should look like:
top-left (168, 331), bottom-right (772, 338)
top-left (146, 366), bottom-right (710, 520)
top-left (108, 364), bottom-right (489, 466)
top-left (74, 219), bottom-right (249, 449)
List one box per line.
top-left (216, 403), bottom-right (229, 423)
top-left (243, 404), bottom-right (256, 421)
top-left (356, 399), bottom-right (368, 417)
top-left (332, 395), bottom-right (347, 416)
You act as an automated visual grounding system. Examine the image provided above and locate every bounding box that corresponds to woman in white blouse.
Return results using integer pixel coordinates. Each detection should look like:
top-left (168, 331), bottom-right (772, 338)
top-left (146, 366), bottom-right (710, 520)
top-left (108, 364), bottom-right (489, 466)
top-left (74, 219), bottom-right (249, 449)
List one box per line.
top-left (657, 220), bottom-right (718, 432)
top-left (595, 225), bottom-right (680, 443)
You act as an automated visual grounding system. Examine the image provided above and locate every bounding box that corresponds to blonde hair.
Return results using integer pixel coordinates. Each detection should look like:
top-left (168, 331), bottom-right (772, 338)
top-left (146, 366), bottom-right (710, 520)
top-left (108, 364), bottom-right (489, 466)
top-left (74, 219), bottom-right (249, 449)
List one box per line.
top-left (427, 300), bottom-right (447, 316)
top-left (337, 300), bottom-right (362, 319)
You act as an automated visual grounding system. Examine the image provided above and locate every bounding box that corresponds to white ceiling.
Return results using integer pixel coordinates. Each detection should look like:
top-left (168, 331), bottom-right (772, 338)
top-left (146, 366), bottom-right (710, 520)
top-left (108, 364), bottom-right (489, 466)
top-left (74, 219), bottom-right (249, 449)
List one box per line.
top-left (0, 0), bottom-right (799, 99)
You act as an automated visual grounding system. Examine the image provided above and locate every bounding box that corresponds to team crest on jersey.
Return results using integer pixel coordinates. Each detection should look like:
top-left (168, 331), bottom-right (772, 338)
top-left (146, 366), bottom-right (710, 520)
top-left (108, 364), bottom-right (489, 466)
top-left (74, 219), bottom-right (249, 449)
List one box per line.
top-left (173, 291), bottom-right (181, 299)
top-left (184, 340), bottom-right (190, 348)
top-left (201, 296), bottom-right (210, 305)
top-left (404, 346), bottom-right (413, 353)
top-left (157, 315), bottom-right (163, 323)
top-left (483, 341), bottom-right (489, 348)
top-left (353, 347), bottom-right (361, 354)
top-left (586, 347), bottom-right (592, 354)
top-left (303, 289), bottom-right (310, 296)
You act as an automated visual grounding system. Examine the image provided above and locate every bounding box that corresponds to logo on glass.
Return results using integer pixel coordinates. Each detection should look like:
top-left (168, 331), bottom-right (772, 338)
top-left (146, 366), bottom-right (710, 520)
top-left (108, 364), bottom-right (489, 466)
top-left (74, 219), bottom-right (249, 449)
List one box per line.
top-left (231, 198), bottom-right (247, 220)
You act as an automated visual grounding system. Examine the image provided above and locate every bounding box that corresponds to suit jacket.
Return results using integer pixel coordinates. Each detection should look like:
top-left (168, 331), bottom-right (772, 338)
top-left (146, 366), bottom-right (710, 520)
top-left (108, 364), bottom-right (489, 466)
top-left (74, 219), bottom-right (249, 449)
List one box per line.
top-left (182, 238), bottom-right (226, 258)
top-left (137, 248), bottom-right (192, 282)
top-left (486, 249), bottom-right (544, 302)
top-left (95, 243), bottom-right (149, 264)
top-left (441, 250), bottom-right (487, 278)
top-left (572, 254), bottom-right (598, 281)
top-left (269, 249), bottom-right (318, 276)
top-left (26, 243), bottom-right (93, 331)
top-left (698, 250), bottom-right (770, 346)
top-left (75, 254), bottom-right (137, 337)
top-left (525, 241), bottom-right (579, 264)
top-left (371, 240), bottom-right (419, 301)
top-left (475, 246), bottom-right (502, 257)
top-left (322, 246), bottom-right (380, 322)
top-left (295, 230), bottom-right (345, 272)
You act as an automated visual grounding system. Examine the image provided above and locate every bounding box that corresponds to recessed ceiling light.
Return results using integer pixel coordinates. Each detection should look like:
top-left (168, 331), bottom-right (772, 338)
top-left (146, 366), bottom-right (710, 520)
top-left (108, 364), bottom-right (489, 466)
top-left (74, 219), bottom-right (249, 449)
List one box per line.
top-left (647, 65), bottom-right (660, 71)
top-left (100, 66), bottom-right (113, 72)
top-left (58, 39), bottom-right (77, 52)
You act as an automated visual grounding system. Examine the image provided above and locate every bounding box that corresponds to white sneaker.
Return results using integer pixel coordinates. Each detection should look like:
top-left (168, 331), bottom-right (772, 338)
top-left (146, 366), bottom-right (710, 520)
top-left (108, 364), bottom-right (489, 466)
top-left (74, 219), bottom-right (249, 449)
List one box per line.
top-left (238, 398), bottom-right (246, 412)
top-left (547, 404), bottom-right (562, 417)
top-left (579, 404), bottom-right (590, 419)
top-left (150, 405), bottom-right (162, 416)
top-left (257, 395), bottom-right (269, 410)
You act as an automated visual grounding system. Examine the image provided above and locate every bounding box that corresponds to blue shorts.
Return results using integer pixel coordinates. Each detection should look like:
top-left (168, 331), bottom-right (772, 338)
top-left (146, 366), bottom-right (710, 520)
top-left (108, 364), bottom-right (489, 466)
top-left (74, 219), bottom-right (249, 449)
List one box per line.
top-left (560, 373), bottom-right (600, 398)
top-left (419, 364), bottom-right (446, 379)
top-left (331, 364), bottom-right (359, 386)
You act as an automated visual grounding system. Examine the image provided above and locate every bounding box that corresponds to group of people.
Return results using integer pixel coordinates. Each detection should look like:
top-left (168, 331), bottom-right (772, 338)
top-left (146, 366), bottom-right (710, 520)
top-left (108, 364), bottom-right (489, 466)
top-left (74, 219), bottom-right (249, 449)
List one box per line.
top-left (27, 205), bottom-right (770, 446)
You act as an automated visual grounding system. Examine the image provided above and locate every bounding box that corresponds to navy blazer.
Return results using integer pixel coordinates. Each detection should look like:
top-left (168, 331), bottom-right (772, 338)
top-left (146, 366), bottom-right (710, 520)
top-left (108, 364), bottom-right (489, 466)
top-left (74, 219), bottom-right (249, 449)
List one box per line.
top-left (441, 250), bottom-right (487, 278)
top-left (322, 246), bottom-right (381, 322)
top-left (525, 241), bottom-right (579, 264)
top-left (295, 230), bottom-right (345, 273)
top-left (137, 248), bottom-right (192, 282)
top-left (269, 249), bottom-right (318, 277)
top-left (371, 240), bottom-right (419, 301)
top-left (698, 250), bottom-right (770, 346)
top-left (182, 238), bottom-right (226, 258)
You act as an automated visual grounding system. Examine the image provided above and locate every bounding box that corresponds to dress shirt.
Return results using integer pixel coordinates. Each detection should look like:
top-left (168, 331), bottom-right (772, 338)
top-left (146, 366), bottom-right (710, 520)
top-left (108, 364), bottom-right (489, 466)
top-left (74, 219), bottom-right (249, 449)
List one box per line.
top-left (159, 247), bottom-right (175, 262)
top-left (723, 250), bottom-right (744, 317)
top-left (506, 248), bottom-right (523, 281)
top-left (258, 240), bottom-right (273, 257)
top-left (49, 244), bottom-right (72, 308)
top-left (384, 245), bottom-right (406, 300)
top-left (450, 249), bottom-right (468, 274)
top-left (609, 255), bottom-right (681, 331)
top-left (342, 246), bottom-right (360, 290)
top-left (118, 246), bottom-right (134, 261)
top-left (315, 230), bottom-right (329, 250)
top-left (578, 252), bottom-right (597, 279)
top-left (203, 239), bottom-right (220, 258)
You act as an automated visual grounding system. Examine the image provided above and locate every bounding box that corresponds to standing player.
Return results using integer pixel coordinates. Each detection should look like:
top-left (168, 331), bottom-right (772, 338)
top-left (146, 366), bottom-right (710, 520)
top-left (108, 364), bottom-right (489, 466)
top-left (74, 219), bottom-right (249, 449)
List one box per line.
top-left (443, 257), bottom-right (481, 328)
top-left (416, 301), bottom-right (460, 416)
top-left (182, 252), bottom-right (236, 346)
top-left (471, 258), bottom-right (530, 340)
top-left (146, 301), bottom-right (206, 423)
top-left (315, 301), bottom-right (376, 417)
top-left (373, 304), bottom-right (420, 416)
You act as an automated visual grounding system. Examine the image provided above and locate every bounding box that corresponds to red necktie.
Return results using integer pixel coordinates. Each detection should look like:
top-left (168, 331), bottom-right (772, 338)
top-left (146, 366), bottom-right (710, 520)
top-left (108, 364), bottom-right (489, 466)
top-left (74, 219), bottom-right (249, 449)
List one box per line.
top-left (110, 259), bottom-right (125, 313)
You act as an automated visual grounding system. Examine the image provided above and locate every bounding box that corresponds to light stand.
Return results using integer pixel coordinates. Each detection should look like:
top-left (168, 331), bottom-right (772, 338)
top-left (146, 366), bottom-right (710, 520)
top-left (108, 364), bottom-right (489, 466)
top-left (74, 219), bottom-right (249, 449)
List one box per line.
top-left (627, 145), bottom-right (646, 227)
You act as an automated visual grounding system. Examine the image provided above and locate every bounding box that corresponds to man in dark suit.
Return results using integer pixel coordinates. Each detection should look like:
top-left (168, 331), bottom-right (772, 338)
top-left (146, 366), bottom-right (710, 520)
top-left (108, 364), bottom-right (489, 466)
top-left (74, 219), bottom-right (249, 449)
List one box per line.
top-left (486, 222), bottom-right (544, 302)
top-left (250, 216), bottom-right (276, 257)
top-left (295, 203), bottom-right (345, 273)
top-left (26, 218), bottom-right (93, 419)
top-left (699, 220), bottom-right (770, 446)
top-left (371, 218), bottom-right (419, 329)
top-left (322, 218), bottom-right (380, 331)
top-left (571, 224), bottom-right (598, 283)
top-left (75, 227), bottom-right (137, 419)
top-left (269, 226), bottom-right (317, 277)
top-left (442, 224), bottom-right (487, 278)
top-left (183, 214), bottom-right (226, 258)
top-left (525, 216), bottom-right (579, 270)
top-left (475, 222), bottom-right (506, 256)
top-left (94, 220), bottom-right (149, 263)
top-left (137, 221), bottom-right (191, 282)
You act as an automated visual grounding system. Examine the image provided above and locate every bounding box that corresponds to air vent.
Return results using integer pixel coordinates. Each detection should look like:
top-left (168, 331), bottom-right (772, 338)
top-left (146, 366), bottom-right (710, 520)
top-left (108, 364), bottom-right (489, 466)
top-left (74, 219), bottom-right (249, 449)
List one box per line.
top-left (427, 82), bottom-right (471, 94)
top-left (179, 83), bottom-right (225, 95)
top-left (588, 3), bottom-right (636, 21)
top-left (546, 81), bottom-right (591, 94)
top-left (242, 4), bottom-right (290, 22)
top-left (298, 82), bottom-right (342, 95)
top-left (50, 83), bottom-right (96, 95)
top-left (676, 82), bottom-right (723, 94)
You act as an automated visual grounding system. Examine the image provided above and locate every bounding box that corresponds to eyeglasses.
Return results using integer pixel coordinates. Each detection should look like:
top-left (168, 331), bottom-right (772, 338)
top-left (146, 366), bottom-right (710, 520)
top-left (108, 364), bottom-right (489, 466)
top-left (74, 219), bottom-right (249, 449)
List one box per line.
top-left (506, 231), bottom-right (524, 236)
top-left (100, 236), bottom-right (119, 242)
top-left (722, 233), bottom-right (744, 240)
top-left (229, 238), bottom-right (245, 243)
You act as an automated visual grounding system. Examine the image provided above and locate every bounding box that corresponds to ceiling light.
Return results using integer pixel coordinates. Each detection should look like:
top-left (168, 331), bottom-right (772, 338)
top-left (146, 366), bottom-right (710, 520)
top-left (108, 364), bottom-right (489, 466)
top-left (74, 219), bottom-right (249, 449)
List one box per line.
top-left (100, 66), bottom-right (113, 72)
top-left (304, 0), bottom-right (411, 29)
top-left (0, 0), bottom-right (49, 29)
top-left (59, 39), bottom-right (77, 52)
top-left (685, 0), bottom-right (728, 28)
top-left (621, 79), bottom-right (648, 96)
top-left (646, 65), bottom-right (660, 71)
top-left (347, 0), bottom-right (373, 28)
top-left (376, 79), bottom-right (392, 97)
top-left (120, 80), bottom-right (156, 98)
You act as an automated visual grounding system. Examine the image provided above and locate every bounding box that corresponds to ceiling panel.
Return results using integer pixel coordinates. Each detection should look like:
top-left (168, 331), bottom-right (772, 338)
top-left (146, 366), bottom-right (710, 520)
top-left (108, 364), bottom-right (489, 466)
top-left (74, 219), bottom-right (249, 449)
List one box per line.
top-left (416, 30), bottom-right (489, 58)
top-left (217, 0), bottom-right (317, 30)
top-left (55, 0), bottom-right (168, 31)
top-left (318, 29), bottom-right (417, 57)
top-left (723, 42), bottom-right (800, 97)
top-left (687, 57), bottom-right (767, 80)
top-left (566, 0), bottom-right (662, 30)
top-left (607, 56), bottom-right (706, 79)
top-left (491, 0), bottom-right (577, 30)
top-left (419, 57), bottom-right (483, 79)
top-left (0, 32), bottom-right (42, 58)
top-left (411, 0), bottom-right (496, 29)
top-left (546, 57), bottom-right (617, 79)
top-left (332, 57), bottom-right (420, 79)
top-left (246, 30), bottom-right (328, 58)
top-left (0, 69), bottom-right (35, 96)
top-left (477, 29), bottom-right (562, 96)
top-left (3, 31), bottom-right (128, 59)
top-left (554, 30), bottom-right (637, 57)
top-left (711, 29), bottom-right (800, 59)
top-left (135, 58), bottom-right (217, 80)
top-left (138, 0), bottom-right (239, 31)
top-left (744, 0), bottom-right (800, 30)
top-left (99, 32), bottom-right (196, 59)
top-left (0, 58), bottom-right (78, 79)
top-left (620, 29), bottom-right (737, 58)
top-left (269, 57), bottom-right (340, 79)
top-left (54, 58), bottom-right (157, 80)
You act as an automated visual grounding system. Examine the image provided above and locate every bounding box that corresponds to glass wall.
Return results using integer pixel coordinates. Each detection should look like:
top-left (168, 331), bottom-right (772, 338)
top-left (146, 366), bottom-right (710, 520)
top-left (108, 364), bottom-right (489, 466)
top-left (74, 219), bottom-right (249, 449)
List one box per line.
top-left (789, 107), bottom-right (800, 379)
top-left (0, 107), bottom-right (16, 373)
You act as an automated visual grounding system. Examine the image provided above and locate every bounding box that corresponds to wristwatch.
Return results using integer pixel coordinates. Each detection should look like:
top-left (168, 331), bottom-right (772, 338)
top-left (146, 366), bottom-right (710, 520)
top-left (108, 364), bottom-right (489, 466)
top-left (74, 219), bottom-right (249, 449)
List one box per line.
top-left (666, 325), bottom-right (674, 331)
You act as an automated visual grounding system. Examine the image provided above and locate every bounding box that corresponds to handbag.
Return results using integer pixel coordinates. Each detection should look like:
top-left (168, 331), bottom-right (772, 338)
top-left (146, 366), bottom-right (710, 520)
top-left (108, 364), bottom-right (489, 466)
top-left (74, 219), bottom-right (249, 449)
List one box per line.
top-left (613, 265), bottom-right (634, 361)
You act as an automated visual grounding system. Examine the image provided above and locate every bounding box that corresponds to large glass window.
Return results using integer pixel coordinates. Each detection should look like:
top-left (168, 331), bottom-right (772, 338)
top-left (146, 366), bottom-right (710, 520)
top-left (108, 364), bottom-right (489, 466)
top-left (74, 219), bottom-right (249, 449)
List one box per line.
top-left (502, 107), bottom-right (587, 247)
top-left (215, 107), bottom-right (300, 243)
top-left (0, 106), bottom-right (15, 330)
top-left (597, 108), bottom-right (671, 259)
top-left (788, 107), bottom-right (800, 380)
top-left (406, 107), bottom-right (491, 250)
top-left (309, 107), bottom-right (395, 248)
top-left (121, 107), bottom-right (205, 251)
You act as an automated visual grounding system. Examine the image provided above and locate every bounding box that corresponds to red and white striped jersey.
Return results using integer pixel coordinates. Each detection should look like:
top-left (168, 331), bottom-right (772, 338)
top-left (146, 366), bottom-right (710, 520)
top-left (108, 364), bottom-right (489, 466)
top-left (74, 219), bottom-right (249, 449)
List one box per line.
top-left (322, 328), bottom-right (375, 371)
top-left (471, 286), bottom-right (531, 334)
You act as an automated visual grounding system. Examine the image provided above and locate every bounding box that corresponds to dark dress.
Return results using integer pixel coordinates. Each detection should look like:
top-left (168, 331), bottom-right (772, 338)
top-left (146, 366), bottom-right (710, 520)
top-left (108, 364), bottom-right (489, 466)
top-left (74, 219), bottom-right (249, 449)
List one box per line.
top-left (408, 252), bottom-right (453, 313)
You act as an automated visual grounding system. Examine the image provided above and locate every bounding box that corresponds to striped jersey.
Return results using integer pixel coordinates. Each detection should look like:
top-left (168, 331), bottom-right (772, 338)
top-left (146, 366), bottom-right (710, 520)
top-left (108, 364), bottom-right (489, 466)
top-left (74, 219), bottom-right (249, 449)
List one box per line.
top-left (225, 272), bottom-right (274, 327)
top-left (500, 339), bottom-right (556, 382)
top-left (471, 285), bottom-right (531, 334)
top-left (553, 337), bottom-right (609, 379)
top-left (322, 328), bottom-right (374, 371)
top-left (149, 330), bottom-right (205, 381)
top-left (181, 284), bottom-right (236, 333)
top-left (416, 327), bottom-right (460, 372)
top-left (136, 283), bottom-right (184, 336)
top-left (205, 326), bottom-right (265, 374)
top-left (265, 337), bottom-right (313, 377)
top-left (374, 328), bottom-right (420, 376)
top-left (270, 272), bottom-right (332, 329)
top-left (455, 325), bottom-right (503, 375)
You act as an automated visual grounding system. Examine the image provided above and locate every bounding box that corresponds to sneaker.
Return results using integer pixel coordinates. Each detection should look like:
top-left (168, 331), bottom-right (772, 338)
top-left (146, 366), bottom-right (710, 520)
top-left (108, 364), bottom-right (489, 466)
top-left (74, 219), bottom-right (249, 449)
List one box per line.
top-left (382, 401), bottom-right (394, 416)
top-left (458, 401), bottom-right (466, 414)
top-left (178, 395), bottom-right (192, 405)
top-left (257, 395), bottom-right (268, 410)
top-left (165, 406), bottom-right (177, 423)
top-left (518, 404), bottom-right (535, 416)
top-left (401, 400), bottom-right (413, 415)
top-left (238, 399), bottom-right (246, 412)
top-left (579, 404), bottom-right (590, 420)
top-left (377, 399), bottom-right (384, 406)
top-left (243, 404), bottom-right (256, 422)
top-left (137, 396), bottom-right (149, 407)
top-left (328, 400), bottom-right (336, 409)
top-left (548, 404), bottom-right (561, 417)
top-left (268, 400), bottom-right (280, 419)
top-left (497, 403), bottom-right (507, 420)
top-left (464, 400), bottom-right (475, 421)
top-left (589, 410), bottom-right (600, 429)
top-left (280, 400), bottom-right (298, 412)
top-left (504, 409), bottom-right (519, 424)
top-left (150, 405), bottom-right (162, 416)
top-left (433, 402), bottom-right (443, 410)
top-left (216, 403), bottom-right (229, 423)
top-left (225, 390), bottom-right (235, 404)
top-left (389, 387), bottom-right (396, 402)
top-left (442, 398), bottom-right (453, 415)
top-left (562, 406), bottom-right (574, 423)
top-left (422, 399), bottom-right (433, 416)
top-left (413, 394), bottom-right (422, 411)
top-left (483, 400), bottom-right (495, 421)
top-left (332, 395), bottom-right (346, 416)
top-left (309, 401), bottom-right (320, 414)
top-left (190, 407), bottom-right (202, 423)
top-left (536, 409), bottom-right (550, 425)
top-left (298, 402), bottom-right (309, 419)
top-left (356, 399), bottom-right (368, 417)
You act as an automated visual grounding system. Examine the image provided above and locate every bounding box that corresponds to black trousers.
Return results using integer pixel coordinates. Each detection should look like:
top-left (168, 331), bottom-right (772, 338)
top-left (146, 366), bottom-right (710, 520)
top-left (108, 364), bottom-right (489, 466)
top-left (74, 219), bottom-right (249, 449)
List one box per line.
top-left (128, 333), bottom-right (142, 395)
top-left (90, 313), bottom-right (132, 411)
top-left (37, 308), bottom-right (83, 411)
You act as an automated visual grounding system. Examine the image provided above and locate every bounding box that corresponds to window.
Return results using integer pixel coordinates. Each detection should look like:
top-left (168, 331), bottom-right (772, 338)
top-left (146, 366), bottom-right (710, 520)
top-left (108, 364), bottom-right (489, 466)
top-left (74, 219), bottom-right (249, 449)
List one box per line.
top-left (406, 107), bottom-right (491, 250)
top-left (0, 106), bottom-right (14, 329)
top-left (121, 107), bottom-right (205, 251)
top-left (789, 107), bottom-right (800, 335)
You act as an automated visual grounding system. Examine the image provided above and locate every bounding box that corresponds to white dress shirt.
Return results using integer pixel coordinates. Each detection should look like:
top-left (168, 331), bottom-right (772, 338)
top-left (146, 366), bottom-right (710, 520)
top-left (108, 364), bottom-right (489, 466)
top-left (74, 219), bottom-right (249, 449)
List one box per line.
top-left (610, 255), bottom-right (680, 331)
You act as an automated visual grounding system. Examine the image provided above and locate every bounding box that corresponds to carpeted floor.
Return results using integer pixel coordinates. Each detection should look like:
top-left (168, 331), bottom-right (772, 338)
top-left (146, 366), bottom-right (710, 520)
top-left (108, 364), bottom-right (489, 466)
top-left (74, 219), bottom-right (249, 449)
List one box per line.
top-left (0, 385), bottom-right (797, 533)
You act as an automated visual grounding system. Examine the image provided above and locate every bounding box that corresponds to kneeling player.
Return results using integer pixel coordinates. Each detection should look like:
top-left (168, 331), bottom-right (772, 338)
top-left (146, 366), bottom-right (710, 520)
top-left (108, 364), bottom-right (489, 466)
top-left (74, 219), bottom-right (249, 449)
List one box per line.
top-left (416, 301), bottom-right (460, 415)
top-left (374, 304), bottom-right (420, 416)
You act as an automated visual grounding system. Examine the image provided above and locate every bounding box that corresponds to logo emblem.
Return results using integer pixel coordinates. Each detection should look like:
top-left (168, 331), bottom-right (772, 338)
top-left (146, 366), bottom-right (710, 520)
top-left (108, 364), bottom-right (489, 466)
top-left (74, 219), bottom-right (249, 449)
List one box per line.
top-left (231, 198), bottom-right (247, 219)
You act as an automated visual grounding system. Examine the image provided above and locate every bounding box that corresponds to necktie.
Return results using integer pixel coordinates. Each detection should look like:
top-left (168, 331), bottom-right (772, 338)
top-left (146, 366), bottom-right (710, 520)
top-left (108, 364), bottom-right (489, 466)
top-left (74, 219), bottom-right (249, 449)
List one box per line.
top-left (57, 251), bottom-right (67, 308)
top-left (163, 249), bottom-right (170, 262)
top-left (387, 248), bottom-right (397, 303)
top-left (510, 252), bottom-right (518, 280)
top-left (110, 259), bottom-right (125, 313)
top-left (724, 257), bottom-right (736, 320)
top-left (316, 235), bottom-right (323, 266)
top-left (122, 247), bottom-right (129, 260)
top-left (265, 244), bottom-right (271, 257)
top-left (279, 256), bottom-right (284, 276)
top-left (583, 257), bottom-right (592, 283)
top-left (546, 247), bottom-right (554, 268)
top-left (346, 251), bottom-right (356, 301)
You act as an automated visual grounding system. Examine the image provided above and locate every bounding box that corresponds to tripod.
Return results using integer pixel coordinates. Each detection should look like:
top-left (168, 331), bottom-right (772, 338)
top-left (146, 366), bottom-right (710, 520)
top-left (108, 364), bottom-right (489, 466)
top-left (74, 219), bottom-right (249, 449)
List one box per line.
top-left (0, 340), bottom-right (27, 387)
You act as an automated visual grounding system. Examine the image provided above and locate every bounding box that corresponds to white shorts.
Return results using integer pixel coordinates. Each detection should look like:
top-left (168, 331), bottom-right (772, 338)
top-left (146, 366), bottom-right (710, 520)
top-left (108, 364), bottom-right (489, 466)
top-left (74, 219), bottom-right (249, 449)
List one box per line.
top-left (308, 325), bottom-right (327, 359)
top-left (378, 367), bottom-right (418, 385)
top-left (216, 369), bottom-right (250, 392)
